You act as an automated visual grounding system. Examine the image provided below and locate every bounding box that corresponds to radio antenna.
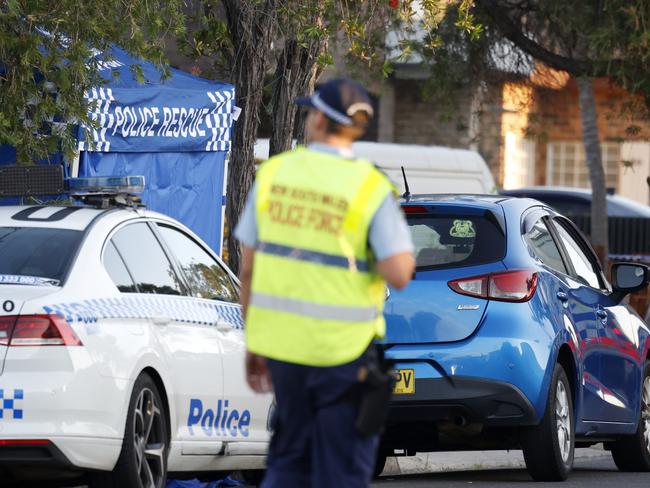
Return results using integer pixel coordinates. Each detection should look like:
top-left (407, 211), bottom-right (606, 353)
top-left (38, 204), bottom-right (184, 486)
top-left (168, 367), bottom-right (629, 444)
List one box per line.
top-left (401, 166), bottom-right (411, 200)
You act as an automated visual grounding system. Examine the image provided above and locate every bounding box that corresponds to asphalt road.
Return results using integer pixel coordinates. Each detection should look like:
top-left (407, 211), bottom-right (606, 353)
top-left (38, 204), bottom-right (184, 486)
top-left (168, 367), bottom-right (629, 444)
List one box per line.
top-left (373, 456), bottom-right (650, 487)
top-left (6, 452), bottom-right (650, 487)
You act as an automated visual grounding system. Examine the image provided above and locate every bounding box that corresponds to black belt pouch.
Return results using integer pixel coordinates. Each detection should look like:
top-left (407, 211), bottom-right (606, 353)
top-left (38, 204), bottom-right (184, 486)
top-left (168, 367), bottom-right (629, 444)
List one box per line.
top-left (354, 346), bottom-right (395, 436)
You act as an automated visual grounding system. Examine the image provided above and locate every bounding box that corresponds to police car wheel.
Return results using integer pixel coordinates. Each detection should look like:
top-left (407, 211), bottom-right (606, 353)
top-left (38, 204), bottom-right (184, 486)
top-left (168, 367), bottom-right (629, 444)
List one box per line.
top-left (90, 373), bottom-right (169, 488)
top-left (520, 363), bottom-right (574, 481)
top-left (610, 361), bottom-right (650, 472)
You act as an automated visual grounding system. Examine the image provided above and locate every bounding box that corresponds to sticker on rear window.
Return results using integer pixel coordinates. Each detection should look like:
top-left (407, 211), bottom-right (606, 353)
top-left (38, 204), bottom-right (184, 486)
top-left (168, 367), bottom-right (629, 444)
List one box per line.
top-left (0, 275), bottom-right (59, 286)
top-left (450, 220), bottom-right (476, 238)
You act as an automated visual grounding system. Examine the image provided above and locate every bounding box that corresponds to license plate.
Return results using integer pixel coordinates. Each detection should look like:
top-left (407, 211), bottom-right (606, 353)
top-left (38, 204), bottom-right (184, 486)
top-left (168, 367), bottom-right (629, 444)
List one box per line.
top-left (392, 369), bottom-right (415, 395)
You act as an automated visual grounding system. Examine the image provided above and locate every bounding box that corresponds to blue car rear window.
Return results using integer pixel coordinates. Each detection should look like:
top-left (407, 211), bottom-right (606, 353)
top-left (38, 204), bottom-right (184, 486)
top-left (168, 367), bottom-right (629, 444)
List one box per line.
top-left (407, 215), bottom-right (505, 270)
top-left (0, 227), bottom-right (83, 284)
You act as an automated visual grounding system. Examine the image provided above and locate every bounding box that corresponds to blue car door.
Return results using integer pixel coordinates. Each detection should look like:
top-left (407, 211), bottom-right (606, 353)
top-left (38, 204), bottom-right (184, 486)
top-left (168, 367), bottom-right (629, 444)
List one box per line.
top-left (599, 302), bottom-right (645, 424)
top-left (550, 217), bottom-right (638, 423)
top-left (522, 210), bottom-right (603, 422)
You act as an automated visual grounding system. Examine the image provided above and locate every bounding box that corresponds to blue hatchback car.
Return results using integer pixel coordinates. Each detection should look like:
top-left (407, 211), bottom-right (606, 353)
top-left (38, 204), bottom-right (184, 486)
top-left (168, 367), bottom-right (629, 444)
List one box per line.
top-left (379, 195), bottom-right (650, 481)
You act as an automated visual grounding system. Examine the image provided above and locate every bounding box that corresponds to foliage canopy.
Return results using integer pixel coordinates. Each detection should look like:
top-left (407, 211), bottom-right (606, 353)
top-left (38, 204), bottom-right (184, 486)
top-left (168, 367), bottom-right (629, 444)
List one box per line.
top-left (0, 0), bottom-right (185, 164)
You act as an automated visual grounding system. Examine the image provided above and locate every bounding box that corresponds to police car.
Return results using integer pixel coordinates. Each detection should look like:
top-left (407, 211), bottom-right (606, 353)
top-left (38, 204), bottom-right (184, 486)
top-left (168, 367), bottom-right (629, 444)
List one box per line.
top-left (0, 172), bottom-right (272, 486)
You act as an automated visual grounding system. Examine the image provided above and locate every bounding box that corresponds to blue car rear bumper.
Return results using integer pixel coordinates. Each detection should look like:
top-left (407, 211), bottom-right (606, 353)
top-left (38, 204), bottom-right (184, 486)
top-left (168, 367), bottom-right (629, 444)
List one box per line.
top-left (389, 375), bottom-right (538, 426)
top-left (384, 298), bottom-right (560, 426)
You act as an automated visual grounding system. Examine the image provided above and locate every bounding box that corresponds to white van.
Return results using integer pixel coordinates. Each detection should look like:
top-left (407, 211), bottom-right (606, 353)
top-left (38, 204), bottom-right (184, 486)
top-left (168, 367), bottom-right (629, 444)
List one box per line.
top-left (253, 139), bottom-right (496, 195)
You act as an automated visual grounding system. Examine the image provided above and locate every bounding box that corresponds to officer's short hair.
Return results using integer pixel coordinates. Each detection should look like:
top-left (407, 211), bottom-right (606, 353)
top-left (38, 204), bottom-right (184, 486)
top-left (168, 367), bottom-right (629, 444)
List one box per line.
top-left (323, 112), bottom-right (369, 140)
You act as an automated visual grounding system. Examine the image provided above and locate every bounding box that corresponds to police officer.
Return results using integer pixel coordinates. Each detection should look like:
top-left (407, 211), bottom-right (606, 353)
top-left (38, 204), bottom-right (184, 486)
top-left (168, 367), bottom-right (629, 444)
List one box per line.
top-left (235, 78), bottom-right (415, 487)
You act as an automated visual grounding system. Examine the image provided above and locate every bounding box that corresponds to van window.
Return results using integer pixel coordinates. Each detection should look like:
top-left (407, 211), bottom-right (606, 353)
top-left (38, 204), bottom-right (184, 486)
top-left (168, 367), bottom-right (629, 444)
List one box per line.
top-left (407, 215), bottom-right (505, 271)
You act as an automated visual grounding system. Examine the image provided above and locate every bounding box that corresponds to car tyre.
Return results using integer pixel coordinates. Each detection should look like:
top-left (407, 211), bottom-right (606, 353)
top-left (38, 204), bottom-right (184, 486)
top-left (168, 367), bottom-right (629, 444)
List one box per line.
top-left (610, 361), bottom-right (650, 472)
top-left (89, 373), bottom-right (169, 488)
top-left (521, 363), bottom-right (574, 481)
top-left (373, 450), bottom-right (389, 478)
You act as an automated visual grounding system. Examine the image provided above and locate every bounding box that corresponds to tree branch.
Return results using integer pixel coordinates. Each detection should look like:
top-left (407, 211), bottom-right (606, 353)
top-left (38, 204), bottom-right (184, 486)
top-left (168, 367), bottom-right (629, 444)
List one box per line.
top-left (475, 0), bottom-right (592, 76)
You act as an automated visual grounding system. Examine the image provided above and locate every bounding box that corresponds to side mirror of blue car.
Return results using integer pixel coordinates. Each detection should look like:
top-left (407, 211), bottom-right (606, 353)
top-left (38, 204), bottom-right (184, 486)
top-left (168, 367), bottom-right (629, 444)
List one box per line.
top-left (611, 263), bottom-right (650, 303)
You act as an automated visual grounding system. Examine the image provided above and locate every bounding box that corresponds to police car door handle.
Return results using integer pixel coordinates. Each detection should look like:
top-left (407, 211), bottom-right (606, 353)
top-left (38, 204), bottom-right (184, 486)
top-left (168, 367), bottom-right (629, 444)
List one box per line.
top-left (215, 320), bottom-right (233, 332)
top-left (152, 316), bottom-right (170, 326)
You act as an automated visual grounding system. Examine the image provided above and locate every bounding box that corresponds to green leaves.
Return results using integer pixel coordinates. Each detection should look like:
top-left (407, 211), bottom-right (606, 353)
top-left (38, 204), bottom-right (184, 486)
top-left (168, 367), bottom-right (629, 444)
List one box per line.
top-left (0, 0), bottom-right (185, 164)
top-left (455, 1), bottom-right (482, 41)
top-left (588, 0), bottom-right (650, 114)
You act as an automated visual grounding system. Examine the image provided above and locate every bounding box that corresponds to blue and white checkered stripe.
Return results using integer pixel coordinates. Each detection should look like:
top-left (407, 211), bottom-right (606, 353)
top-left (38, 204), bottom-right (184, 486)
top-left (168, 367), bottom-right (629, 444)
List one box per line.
top-left (0, 389), bottom-right (24, 420)
top-left (79, 87), bottom-right (114, 152)
top-left (43, 296), bottom-right (244, 329)
top-left (206, 90), bottom-right (233, 152)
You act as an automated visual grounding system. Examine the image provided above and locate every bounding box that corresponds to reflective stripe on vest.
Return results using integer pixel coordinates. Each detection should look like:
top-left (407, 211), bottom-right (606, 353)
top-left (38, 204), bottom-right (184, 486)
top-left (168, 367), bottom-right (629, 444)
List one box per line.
top-left (257, 241), bottom-right (370, 272)
top-left (251, 292), bottom-right (379, 322)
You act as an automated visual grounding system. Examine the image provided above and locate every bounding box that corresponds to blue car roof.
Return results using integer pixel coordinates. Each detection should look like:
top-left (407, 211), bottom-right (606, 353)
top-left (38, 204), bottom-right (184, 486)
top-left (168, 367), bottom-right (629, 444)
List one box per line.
top-left (401, 194), bottom-right (509, 206)
top-left (400, 194), bottom-right (526, 234)
top-left (400, 194), bottom-right (555, 233)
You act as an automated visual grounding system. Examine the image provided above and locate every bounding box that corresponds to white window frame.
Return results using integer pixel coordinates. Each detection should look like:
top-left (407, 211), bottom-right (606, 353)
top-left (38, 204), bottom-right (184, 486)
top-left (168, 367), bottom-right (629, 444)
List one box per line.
top-left (546, 141), bottom-right (621, 191)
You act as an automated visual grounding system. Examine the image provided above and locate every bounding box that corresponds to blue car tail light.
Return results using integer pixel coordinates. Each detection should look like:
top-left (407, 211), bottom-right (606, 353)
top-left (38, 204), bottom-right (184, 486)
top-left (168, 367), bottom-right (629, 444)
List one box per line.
top-left (403, 205), bottom-right (430, 214)
top-left (448, 269), bottom-right (538, 302)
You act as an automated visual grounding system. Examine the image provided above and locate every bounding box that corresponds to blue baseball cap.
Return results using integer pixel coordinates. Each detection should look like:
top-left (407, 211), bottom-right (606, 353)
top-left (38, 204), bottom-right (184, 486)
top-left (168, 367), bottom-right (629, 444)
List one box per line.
top-left (295, 78), bottom-right (374, 126)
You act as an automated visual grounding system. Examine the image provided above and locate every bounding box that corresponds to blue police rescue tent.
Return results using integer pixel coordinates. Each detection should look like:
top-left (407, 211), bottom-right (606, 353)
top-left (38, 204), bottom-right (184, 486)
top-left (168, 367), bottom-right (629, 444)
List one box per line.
top-left (78, 47), bottom-right (235, 254)
top-left (3, 47), bottom-right (235, 254)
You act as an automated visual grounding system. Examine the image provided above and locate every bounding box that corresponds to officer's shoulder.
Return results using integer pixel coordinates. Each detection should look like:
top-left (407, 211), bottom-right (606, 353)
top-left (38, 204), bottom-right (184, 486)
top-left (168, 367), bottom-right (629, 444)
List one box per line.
top-left (353, 159), bottom-right (398, 197)
top-left (371, 163), bottom-right (390, 181)
top-left (358, 160), bottom-right (393, 187)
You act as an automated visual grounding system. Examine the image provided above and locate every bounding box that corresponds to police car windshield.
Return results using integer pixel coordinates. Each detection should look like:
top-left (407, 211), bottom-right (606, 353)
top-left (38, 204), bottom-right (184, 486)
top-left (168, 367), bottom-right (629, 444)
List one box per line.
top-left (407, 214), bottom-right (505, 271)
top-left (0, 227), bottom-right (84, 285)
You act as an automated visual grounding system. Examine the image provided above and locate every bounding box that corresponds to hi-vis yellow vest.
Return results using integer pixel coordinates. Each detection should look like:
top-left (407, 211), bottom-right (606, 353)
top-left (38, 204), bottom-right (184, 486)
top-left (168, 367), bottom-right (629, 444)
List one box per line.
top-left (246, 147), bottom-right (394, 366)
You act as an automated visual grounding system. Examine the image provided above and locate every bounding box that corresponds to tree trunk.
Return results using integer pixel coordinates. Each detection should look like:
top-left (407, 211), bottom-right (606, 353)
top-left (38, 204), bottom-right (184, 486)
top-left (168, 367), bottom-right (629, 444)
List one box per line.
top-left (577, 76), bottom-right (609, 270)
top-left (221, 0), bottom-right (277, 274)
top-left (269, 14), bottom-right (326, 156)
top-left (294, 62), bottom-right (322, 145)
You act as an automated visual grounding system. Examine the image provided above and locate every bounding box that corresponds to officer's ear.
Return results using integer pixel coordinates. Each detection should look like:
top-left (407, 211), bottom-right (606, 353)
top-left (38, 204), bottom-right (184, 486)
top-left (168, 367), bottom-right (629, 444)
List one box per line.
top-left (314, 111), bottom-right (329, 131)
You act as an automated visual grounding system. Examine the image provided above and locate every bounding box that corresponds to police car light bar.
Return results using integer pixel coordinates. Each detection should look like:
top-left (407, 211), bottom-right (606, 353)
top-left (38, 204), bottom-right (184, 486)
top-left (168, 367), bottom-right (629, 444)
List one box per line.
top-left (66, 175), bottom-right (146, 209)
top-left (0, 165), bottom-right (65, 197)
top-left (66, 176), bottom-right (145, 195)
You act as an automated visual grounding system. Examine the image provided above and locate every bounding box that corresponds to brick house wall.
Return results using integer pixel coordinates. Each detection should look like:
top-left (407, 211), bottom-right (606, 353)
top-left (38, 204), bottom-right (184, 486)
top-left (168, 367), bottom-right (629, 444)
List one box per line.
top-left (534, 78), bottom-right (650, 147)
top-left (522, 77), bottom-right (650, 198)
top-left (377, 77), bottom-right (505, 179)
top-left (389, 79), bottom-right (474, 147)
top-left (476, 83), bottom-right (505, 184)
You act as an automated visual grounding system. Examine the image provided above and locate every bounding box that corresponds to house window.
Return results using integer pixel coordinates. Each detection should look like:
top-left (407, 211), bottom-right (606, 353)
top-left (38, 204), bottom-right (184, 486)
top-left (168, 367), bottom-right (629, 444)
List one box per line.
top-left (547, 141), bottom-right (620, 191)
